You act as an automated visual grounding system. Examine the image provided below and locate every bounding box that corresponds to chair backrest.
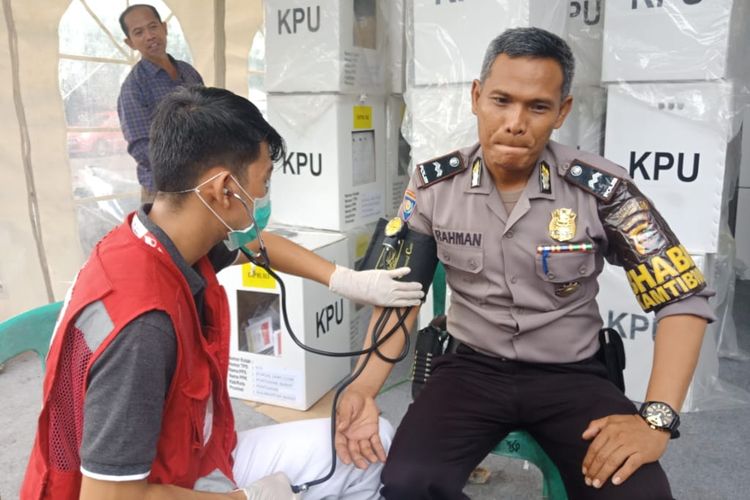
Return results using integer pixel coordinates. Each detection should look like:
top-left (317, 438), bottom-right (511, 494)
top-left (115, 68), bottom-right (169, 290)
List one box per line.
top-left (0, 301), bottom-right (63, 370)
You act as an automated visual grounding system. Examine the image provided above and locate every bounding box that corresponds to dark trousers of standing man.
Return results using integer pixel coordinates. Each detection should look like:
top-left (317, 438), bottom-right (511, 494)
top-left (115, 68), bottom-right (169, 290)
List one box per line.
top-left (380, 346), bottom-right (674, 500)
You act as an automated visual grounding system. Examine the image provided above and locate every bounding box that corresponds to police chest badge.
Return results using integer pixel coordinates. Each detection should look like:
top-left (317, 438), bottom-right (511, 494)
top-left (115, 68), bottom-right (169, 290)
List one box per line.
top-left (555, 281), bottom-right (580, 297)
top-left (549, 208), bottom-right (577, 242)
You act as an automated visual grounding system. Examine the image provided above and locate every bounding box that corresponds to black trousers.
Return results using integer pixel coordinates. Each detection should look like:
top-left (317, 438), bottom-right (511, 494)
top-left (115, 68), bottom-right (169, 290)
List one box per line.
top-left (381, 347), bottom-right (673, 500)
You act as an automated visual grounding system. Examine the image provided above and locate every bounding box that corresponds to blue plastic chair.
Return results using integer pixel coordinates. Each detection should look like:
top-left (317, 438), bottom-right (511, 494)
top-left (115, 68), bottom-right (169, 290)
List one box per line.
top-left (430, 266), bottom-right (568, 499)
top-left (0, 301), bottom-right (63, 371)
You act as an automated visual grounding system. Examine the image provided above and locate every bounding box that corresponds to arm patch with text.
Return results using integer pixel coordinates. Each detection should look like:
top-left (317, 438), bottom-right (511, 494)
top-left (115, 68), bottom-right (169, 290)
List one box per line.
top-left (594, 173), bottom-right (707, 313)
top-left (416, 152), bottom-right (465, 189)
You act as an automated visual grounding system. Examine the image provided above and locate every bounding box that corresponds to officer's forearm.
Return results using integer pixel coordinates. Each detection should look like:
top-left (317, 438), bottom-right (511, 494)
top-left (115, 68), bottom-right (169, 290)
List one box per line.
top-left (644, 314), bottom-right (707, 411)
top-left (349, 306), bottom-right (420, 398)
top-left (241, 232), bottom-right (336, 286)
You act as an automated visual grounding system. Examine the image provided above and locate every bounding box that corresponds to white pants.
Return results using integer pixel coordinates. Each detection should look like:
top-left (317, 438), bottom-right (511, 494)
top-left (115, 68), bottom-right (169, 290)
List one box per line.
top-left (232, 417), bottom-right (394, 500)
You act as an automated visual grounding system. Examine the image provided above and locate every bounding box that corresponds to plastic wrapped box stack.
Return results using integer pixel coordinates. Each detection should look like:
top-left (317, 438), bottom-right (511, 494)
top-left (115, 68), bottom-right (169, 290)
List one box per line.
top-left (264, 0), bottom-right (388, 232)
top-left (599, 0), bottom-right (750, 408)
top-left (218, 0), bottom-right (410, 408)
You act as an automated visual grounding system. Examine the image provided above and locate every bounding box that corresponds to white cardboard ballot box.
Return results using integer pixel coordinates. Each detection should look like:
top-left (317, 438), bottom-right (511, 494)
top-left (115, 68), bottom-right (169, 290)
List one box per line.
top-left (385, 0), bottom-right (405, 94)
top-left (604, 81), bottom-right (741, 254)
top-left (411, 0), bottom-right (567, 86)
top-left (596, 254), bottom-right (734, 412)
top-left (386, 95), bottom-right (410, 217)
top-left (268, 93), bottom-right (386, 232)
top-left (219, 226), bottom-right (350, 410)
top-left (602, 0), bottom-right (750, 82)
top-left (553, 85), bottom-right (606, 155)
top-left (567, 0), bottom-right (604, 86)
top-left (405, 83), bottom-right (476, 171)
top-left (264, 0), bottom-right (386, 94)
top-left (343, 222), bottom-right (378, 360)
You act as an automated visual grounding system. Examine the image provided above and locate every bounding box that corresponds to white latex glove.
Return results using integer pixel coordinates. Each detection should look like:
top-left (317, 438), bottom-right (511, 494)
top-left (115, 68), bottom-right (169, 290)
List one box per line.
top-left (238, 472), bottom-right (302, 500)
top-left (328, 265), bottom-right (424, 307)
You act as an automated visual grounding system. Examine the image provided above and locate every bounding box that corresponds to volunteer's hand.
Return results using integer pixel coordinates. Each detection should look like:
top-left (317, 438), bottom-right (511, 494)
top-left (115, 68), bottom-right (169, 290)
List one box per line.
top-left (239, 472), bottom-right (302, 499)
top-left (328, 265), bottom-right (424, 307)
top-left (335, 388), bottom-right (386, 469)
top-left (581, 414), bottom-right (670, 489)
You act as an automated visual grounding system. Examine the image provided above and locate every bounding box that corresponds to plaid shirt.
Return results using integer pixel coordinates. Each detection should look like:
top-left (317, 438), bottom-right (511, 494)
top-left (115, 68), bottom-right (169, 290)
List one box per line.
top-left (117, 55), bottom-right (203, 191)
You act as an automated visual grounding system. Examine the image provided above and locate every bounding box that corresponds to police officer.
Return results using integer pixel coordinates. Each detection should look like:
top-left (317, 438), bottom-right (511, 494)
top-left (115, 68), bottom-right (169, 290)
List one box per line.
top-left (334, 27), bottom-right (714, 499)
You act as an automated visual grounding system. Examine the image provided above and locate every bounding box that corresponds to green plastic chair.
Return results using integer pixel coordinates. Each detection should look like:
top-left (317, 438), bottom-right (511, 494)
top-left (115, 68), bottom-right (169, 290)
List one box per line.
top-left (0, 301), bottom-right (63, 371)
top-left (430, 265), bottom-right (568, 500)
top-left (491, 430), bottom-right (568, 499)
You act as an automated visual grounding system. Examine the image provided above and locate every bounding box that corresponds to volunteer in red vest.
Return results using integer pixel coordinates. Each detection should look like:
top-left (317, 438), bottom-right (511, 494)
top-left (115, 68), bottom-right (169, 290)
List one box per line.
top-left (22, 86), bottom-right (421, 500)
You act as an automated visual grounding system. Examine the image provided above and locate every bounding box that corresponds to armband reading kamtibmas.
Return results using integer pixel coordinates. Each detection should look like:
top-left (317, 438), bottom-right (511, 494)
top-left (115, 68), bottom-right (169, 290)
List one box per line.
top-left (564, 160), bottom-right (706, 313)
top-left (358, 217), bottom-right (439, 297)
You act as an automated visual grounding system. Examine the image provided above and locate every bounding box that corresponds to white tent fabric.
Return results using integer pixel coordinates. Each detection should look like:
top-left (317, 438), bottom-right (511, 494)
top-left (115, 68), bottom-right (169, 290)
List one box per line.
top-left (0, 0), bottom-right (262, 319)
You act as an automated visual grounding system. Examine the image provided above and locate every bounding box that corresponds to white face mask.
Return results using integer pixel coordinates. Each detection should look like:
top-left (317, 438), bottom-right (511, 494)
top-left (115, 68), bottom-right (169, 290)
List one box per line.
top-left (178, 172), bottom-right (272, 250)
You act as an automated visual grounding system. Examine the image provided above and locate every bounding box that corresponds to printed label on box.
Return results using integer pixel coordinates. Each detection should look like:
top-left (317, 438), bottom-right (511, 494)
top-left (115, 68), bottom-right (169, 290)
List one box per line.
top-left (353, 105), bottom-right (373, 129)
top-left (360, 190), bottom-right (384, 219)
top-left (242, 263), bottom-right (277, 289)
top-left (252, 364), bottom-right (303, 403)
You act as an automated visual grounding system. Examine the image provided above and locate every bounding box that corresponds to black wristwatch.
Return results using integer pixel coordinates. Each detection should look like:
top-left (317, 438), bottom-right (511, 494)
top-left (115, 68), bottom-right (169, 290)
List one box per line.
top-left (638, 401), bottom-right (680, 439)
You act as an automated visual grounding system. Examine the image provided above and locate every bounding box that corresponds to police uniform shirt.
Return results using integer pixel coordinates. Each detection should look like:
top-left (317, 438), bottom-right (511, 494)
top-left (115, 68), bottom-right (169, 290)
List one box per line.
top-left (400, 140), bottom-right (715, 363)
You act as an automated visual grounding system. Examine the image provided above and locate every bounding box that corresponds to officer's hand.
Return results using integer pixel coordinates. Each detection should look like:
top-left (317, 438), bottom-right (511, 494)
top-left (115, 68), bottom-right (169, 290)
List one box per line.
top-left (239, 471), bottom-right (302, 499)
top-left (328, 265), bottom-right (424, 307)
top-left (335, 389), bottom-right (386, 469)
top-left (581, 414), bottom-right (670, 488)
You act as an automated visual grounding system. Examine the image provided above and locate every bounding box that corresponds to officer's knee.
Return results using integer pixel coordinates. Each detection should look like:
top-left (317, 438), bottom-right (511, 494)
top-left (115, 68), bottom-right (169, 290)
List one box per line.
top-left (381, 459), bottom-right (464, 499)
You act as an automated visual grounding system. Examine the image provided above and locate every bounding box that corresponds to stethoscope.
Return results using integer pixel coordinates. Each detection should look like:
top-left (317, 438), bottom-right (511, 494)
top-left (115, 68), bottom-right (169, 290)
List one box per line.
top-left (232, 193), bottom-right (412, 493)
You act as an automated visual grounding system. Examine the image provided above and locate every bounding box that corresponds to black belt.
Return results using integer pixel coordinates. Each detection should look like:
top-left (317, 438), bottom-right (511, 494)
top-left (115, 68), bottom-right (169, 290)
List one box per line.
top-left (446, 338), bottom-right (509, 360)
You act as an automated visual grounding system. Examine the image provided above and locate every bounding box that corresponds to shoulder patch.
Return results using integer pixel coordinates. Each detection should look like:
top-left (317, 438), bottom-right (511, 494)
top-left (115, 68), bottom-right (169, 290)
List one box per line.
top-left (564, 159), bottom-right (621, 202)
top-left (416, 152), bottom-right (465, 189)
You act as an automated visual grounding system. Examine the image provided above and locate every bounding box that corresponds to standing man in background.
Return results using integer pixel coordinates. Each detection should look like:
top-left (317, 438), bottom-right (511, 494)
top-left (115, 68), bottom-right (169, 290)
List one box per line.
top-left (118, 3), bottom-right (204, 202)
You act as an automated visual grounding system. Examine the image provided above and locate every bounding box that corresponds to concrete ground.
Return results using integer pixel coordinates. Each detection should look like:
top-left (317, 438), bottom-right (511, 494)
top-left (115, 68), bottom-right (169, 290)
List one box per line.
top-left (2, 281), bottom-right (750, 499)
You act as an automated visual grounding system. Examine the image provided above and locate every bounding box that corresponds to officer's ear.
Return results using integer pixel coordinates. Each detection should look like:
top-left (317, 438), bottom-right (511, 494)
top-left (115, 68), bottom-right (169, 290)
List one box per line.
top-left (553, 95), bottom-right (573, 130)
top-left (470, 79), bottom-right (482, 116)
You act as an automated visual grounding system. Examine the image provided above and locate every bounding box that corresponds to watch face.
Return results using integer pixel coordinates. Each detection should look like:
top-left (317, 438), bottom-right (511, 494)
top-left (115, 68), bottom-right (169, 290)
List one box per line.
top-left (643, 402), bottom-right (675, 428)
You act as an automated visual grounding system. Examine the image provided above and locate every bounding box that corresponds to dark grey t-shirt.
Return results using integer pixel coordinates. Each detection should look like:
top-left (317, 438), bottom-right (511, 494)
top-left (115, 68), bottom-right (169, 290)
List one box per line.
top-left (79, 207), bottom-right (237, 480)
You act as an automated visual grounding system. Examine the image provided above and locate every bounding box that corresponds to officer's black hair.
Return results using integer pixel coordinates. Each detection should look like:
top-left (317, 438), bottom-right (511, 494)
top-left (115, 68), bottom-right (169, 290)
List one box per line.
top-left (119, 4), bottom-right (162, 37)
top-left (479, 27), bottom-right (575, 99)
top-left (150, 85), bottom-right (285, 194)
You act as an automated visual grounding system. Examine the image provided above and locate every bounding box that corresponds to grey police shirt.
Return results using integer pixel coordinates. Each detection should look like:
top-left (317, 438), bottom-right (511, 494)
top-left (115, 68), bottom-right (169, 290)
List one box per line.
top-left (400, 140), bottom-right (715, 363)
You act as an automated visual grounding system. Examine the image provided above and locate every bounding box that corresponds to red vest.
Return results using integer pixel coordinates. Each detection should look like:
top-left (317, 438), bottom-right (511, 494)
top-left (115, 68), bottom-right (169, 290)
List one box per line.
top-left (22, 213), bottom-right (237, 499)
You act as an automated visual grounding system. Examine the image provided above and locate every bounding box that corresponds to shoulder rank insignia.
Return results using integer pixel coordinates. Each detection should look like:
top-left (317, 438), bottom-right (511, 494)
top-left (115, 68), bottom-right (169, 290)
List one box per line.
top-left (470, 157), bottom-right (482, 188)
top-left (564, 159), bottom-right (621, 202)
top-left (416, 151), bottom-right (465, 189)
top-left (539, 161), bottom-right (552, 194)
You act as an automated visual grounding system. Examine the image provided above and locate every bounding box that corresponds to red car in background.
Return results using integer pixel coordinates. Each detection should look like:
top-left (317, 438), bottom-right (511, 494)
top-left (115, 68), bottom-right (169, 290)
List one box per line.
top-left (67, 111), bottom-right (127, 157)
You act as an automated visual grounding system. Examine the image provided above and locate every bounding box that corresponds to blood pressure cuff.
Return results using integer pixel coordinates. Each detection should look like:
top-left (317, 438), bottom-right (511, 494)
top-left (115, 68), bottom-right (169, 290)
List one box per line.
top-left (595, 172), bottom-right (707, 313)
top-left (357, 217), bottom-right (439, 296)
